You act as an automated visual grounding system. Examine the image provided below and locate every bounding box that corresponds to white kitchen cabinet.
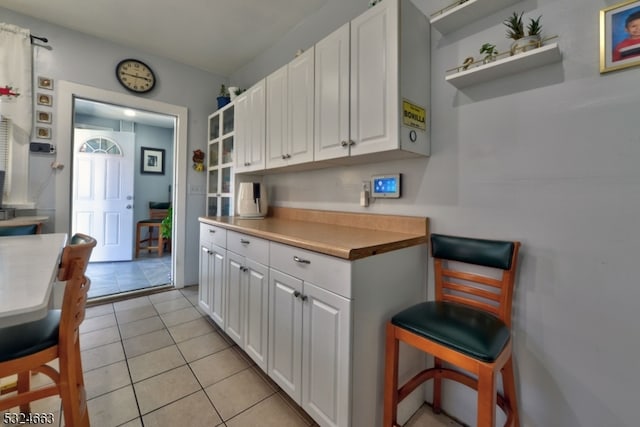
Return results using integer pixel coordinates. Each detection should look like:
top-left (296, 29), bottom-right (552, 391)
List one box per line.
top-left (314, 23), bottom-right (350, 162)
top-left (235, 79), bottom-right (266, 173)
top-left (225, 231), bottom-right (270, 370)
top-left (198, 223), bottom-right (227, 328)
top-left (315, 0), bottom-right (430, 163)
top-left (268, 243), bottom-right (351, 427)
top-left (206, 103), bottom-right (234, 215)
top-left (266, 47), bottom-right (315, 169)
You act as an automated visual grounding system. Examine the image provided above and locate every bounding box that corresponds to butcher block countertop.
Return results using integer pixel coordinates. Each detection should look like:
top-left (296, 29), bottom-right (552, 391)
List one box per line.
top-left (199, 207), bottom-right (429, 260)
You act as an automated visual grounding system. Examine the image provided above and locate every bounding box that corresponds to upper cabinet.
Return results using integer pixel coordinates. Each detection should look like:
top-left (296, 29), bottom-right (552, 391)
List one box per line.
top-left (266, 47), bottom-right (315, 170)
top-left (317, 0), bottom-right (430, 163)
top-left (430, 0), bottom-right (519, 35)
top-left (234, 0), bottom-right (430, 175)
top-left (235, 79), bottom-right (266, 173)
top-left (206, 102), bottom-right (234, 216)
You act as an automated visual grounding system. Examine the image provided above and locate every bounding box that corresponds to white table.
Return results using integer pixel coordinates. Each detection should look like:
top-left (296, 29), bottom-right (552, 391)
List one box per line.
top-left (0, 233), bottom-right (67, 327)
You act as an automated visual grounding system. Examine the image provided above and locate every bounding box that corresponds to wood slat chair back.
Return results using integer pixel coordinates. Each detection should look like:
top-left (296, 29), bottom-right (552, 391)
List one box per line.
top-left (0, 233), bottom-right (96, 427)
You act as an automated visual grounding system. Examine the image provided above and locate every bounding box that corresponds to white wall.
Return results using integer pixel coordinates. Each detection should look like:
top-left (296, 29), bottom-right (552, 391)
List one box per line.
top-left (2, 7), bottom-right (225, 285)
top-left (231, 0), bottom-right (640, 426)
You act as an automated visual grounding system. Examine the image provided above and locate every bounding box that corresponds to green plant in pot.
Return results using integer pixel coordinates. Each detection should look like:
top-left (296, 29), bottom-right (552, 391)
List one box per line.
top-left (480, 43), bottom-right (499, 64)
top-left (160, 206), bottom-right (172, 248)
top-left (504, 12), bottom-right (543, 55)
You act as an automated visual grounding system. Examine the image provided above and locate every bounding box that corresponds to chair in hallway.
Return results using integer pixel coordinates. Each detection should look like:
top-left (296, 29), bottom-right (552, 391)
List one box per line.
top-left (0, 233), bottom-right (96, 426)
top-left (384, 233), bottom-right (521, 427)
top-left (135, 201), bottom-right (170, 257)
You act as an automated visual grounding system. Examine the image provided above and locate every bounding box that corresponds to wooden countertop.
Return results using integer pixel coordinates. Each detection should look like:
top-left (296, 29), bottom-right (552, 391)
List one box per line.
top-left (199, 207), bottom-right (429, 260)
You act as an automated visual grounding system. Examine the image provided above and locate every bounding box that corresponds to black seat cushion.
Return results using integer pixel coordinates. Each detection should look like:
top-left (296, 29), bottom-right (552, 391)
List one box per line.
top-left (0, 310), bottom-right (60, 362)
top-left (391, 302), bottom-right (509, 362)
top-left (138, 218), bottom-right (163, 224)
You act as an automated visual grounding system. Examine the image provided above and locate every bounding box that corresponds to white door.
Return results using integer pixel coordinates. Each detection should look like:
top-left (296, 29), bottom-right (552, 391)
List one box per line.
top-left (302, 281), bottom-right (352, 427)
top-left (314, 22), bottom-right (351, 162)
top-left (72, 129), bottom-right (135, 262)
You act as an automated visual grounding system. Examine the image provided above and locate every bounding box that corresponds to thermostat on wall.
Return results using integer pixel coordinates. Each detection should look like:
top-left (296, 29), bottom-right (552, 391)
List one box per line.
top-left (371, 174), bottom-right (401, 198)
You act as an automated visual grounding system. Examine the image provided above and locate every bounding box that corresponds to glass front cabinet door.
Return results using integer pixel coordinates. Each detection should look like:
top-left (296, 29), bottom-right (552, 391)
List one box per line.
top-left (207, 102), bottom-right (235, 216)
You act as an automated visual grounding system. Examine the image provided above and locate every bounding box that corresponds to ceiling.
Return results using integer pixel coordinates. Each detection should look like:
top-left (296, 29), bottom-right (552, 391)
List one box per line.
top-left (1, 0), bottom-right (327, 76)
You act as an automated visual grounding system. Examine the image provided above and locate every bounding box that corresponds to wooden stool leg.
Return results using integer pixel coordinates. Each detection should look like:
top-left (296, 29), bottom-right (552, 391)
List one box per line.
top-left (136, 223), bottom-right (142, 258)
top-left (383, 323), bottom-right (400, 427)
top-left (477, 366), bottom-right (497, 427)
top-left (17, 372), bottom-right (30, 414)
top-left (501, 356), bottom-right (520, 427)
top-left (432, 357), bottom-right (443, 413)
top-left (158, 230), bottom-right (164, 257)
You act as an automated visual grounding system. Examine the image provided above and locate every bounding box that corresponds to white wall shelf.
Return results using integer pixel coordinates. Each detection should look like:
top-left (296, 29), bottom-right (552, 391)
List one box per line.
top-left (430, 0), bottom-right (520, 35)
top-left (445, 43), bottom-right (561, 89)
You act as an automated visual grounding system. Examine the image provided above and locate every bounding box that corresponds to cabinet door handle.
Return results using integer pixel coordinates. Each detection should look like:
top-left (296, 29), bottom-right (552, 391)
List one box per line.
top-left (281, 154), bottom-right (286, 160)
top-left (285, 154), bottom-right (291, 159)
top-left (202, 247), bottom-right (210, 254)
top-left (241, 266), bottom-right (248, 272)
top-left (240, 239), bottom-right (250, 245)
top-left (293, 256), bottom-right (310, 264)
top-left (301, 295), bottom-right (308, 302)
top-left (349, 139), bottom-right (355, 146)
top-left (340, 140), bottom-right (348, 147)
top-left (293, 291), bottom-right (301, 298)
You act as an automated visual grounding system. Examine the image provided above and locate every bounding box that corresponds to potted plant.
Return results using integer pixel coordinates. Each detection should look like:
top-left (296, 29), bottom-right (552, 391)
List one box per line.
top-left (228, 86), bottom-right (245, 101)
top-left (504, 12), bottom-right (543, 55)
top-left (160, 206), bottom-right (172, 251)
top-left (480, 43), bottom-right (499, 64)
top-left (217, 84), bottom-right (230, 109)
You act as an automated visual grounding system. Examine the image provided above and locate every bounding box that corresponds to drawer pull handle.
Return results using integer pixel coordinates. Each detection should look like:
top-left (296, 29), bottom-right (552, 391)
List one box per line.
top-left (209, 229), bottom-right (216, 233)
top-left (240, 239), bottom-right (250, 245)
top-left (293, 291), bottom-right (301, 298)
top-left (293, 256), bottom-right (310, 264)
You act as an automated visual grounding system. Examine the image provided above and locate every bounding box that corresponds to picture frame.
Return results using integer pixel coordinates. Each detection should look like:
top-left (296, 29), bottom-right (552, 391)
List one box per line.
top-left (36, 93), bottom-right (52, 106)
top-left (36, 110), bottom-right (52, 124)
top-left (37, 76), bottom-right (54, 90)
top-left (600, 0), bottom-right (640, 73)
top-left (35, 127), bottom-right (51, 139)
top-left (140, 147), bottom-right (165, 175)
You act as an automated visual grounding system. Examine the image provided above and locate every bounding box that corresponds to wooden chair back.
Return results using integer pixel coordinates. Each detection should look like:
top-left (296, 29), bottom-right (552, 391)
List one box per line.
top-left (431, 233), bottom-right (520, 327)
top-left (148, 202), bottom-right (170, 220)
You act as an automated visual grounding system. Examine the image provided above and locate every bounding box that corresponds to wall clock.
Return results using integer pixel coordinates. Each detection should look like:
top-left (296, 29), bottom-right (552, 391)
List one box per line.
top-left (115, 59), bottom-right (156, 93)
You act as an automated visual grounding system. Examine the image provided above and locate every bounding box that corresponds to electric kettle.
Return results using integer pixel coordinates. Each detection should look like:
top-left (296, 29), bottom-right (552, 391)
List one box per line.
top-left (237, 182), bottom-right (268, 218)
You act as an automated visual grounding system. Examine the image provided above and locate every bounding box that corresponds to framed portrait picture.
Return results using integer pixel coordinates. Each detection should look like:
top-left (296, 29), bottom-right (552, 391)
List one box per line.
top-left (35, 127), bottom-right (51, 139)
top-left (36, 110), bottom-right (52, 124)
top-left (141, 147), bottom-right (165, 175)
top-left (36, 93), bottom-right (52, 106)
top-left (37, 76), bottom-right (54, 90)
top-left (600, 0), bottom-right (640, 73)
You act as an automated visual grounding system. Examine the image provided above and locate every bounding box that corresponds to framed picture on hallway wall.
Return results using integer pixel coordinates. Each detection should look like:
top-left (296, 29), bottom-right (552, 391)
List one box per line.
top-left (600, 0), bottom-right (640, 73)
top-left (141, 147), bottom-right (165, 175)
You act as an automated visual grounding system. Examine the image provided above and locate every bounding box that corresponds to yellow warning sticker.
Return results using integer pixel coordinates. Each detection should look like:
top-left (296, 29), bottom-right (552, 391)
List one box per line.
top-left (402, 100), bottom-right (426, 131)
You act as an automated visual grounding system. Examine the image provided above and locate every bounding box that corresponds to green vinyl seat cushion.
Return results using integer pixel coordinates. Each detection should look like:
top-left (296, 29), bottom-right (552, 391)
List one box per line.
top-left (0, 310), bottom-right (60, 362)
top-left (391, 301), bottom-right (509, 362)
top-left (0, 224), bottom-right (38, 236)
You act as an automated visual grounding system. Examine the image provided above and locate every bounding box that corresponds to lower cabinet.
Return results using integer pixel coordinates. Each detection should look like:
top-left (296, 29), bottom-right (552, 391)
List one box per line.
top-left (268, 268), bottom-right (351, 427)
top-left (226, 251), bottom-right (269, 370)
top-left (199, 221), bottom-right (427, 427)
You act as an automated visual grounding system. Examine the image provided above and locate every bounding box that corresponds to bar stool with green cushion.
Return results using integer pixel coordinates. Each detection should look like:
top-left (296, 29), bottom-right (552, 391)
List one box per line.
top-left (384, 233), bottom-right (521, 427)
top-left (0, 233), bottom-right (96, 427)
top-left (0, 224), bottom-right (39, 236)
top-left (135, 201), bottom-right (170, 257)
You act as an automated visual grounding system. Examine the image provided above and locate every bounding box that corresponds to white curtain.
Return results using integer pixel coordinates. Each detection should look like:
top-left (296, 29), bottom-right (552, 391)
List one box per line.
top-left (0, 23), bottom-right (32, 138)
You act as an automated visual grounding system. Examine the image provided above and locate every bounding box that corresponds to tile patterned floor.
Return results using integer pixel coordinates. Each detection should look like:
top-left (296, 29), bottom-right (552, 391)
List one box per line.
top-left (2, 286), bottom-right (462, 427)
top-left (85, 253), bottom-right (172, 299)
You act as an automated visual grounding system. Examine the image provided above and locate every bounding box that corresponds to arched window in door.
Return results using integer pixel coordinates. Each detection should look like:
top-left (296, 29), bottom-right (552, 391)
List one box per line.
top-left (79, 137), bottom-right (122, 155)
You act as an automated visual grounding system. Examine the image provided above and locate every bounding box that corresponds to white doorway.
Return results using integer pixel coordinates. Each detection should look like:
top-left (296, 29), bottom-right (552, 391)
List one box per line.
top-left (72, 129), bottom-right (135, 262)
top-left (55, 81), bottom-right (188, 289)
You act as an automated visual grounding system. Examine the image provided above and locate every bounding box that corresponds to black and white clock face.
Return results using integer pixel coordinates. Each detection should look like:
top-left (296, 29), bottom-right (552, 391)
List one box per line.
top-left (116, 59), bottom-right (156, 93)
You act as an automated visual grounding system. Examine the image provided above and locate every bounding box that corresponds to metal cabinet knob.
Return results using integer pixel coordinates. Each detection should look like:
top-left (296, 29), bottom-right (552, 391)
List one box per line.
top-left (293, 291), bottom-right (301, 298)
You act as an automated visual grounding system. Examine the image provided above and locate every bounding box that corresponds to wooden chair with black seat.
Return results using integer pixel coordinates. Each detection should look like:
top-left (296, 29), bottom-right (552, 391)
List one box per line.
top-left (0, 233), bottom-right (96, 426)
top-left (384, 233), bottom-right (522, 427)
top-left (135, 201), bottom-right (170, 257)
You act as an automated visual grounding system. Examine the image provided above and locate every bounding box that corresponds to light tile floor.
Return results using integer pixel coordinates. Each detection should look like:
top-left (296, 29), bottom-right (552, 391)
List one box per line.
top-left (2, 286), bottom-right (462, 427)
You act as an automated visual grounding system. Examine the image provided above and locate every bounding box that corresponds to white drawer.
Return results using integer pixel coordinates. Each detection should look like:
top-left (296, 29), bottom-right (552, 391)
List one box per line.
top-left (200, 223), bottom-right (227, 248)
top-left (269, 242), bottom-right (351, 298)
top-left (227, 230), bottom-right (269, 265)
